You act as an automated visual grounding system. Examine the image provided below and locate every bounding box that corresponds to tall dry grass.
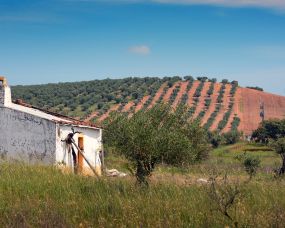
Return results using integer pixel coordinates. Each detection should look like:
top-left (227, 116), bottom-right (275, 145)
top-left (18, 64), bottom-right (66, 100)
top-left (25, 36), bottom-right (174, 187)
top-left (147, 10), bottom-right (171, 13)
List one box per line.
top-left (0, 160), bottom-right (285, 227)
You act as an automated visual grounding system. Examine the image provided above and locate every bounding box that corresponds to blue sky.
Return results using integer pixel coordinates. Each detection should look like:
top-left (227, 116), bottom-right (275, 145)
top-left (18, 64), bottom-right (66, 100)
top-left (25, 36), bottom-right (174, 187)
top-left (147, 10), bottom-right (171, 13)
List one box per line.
top-left (1, 0), bottom-right (285, 96)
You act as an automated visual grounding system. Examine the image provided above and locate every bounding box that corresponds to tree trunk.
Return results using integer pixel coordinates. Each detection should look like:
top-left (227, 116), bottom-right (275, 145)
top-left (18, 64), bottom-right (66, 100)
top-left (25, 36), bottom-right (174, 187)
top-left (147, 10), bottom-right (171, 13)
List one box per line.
top-left (279, 154), bottom-right (285, 176)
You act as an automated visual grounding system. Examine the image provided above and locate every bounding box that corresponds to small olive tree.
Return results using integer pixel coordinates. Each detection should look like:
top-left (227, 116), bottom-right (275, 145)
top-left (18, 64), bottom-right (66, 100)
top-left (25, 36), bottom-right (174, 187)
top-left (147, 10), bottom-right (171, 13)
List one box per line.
top-left (207, 155), bottom-right (261, 228)
top-left (104, 102), bottom-right (211, 185)
top-left (268, 136), bottom-right (285, 176)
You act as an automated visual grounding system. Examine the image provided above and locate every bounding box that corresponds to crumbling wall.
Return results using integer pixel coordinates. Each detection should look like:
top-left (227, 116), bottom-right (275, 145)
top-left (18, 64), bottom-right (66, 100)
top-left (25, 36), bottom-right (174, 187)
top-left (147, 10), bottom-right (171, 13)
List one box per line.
top-left (0, 107), bottom-right (56, 163)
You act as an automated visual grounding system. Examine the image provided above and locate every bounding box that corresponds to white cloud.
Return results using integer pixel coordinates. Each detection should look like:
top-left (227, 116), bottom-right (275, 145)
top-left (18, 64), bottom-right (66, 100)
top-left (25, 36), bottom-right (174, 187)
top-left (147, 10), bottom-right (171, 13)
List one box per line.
top-left (127, 45), bottom-right (151, 55)
top-left (74, 0), bottom-right (285, 10)
top-left (155, 0), bottom-right (285, 9)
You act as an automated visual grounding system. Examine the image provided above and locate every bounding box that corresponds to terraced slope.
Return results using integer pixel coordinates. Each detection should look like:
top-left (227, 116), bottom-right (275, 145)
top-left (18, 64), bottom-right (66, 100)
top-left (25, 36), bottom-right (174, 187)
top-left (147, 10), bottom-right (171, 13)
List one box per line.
top-left (187, 81), bottom-right (200, 106)
top-left (12, 76), bottom-right (285, 134)
top-left (68, 82), bottom-right (285, 134)
top-left (201, 82), bottom-right (221, 125)
top-left (173, 82), bottom-right (188, 106)
top-left (192, 82), bottom-right (211, 119)
top-left (221, 87), bottom-right (243, 133)
top-left (209, 84), bottom-right (232, 131)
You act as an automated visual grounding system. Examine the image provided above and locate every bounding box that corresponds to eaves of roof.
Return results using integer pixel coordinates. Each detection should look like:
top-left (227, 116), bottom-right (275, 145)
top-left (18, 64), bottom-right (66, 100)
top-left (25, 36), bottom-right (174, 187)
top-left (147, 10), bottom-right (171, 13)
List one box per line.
top-left (12, 99), bottom-right (103, 129)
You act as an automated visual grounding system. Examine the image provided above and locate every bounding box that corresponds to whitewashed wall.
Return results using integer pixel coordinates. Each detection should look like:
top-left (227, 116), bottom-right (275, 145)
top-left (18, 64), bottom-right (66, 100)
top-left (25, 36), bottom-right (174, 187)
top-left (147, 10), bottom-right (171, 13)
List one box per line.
top-left (0, 85), bottom-right (12, 107)
top-left (55, 125), bottom-right (102, 168)
top-left (0, 106), bottom-right (102, 169)
top-left (0, 107), bottom-right (56, 162)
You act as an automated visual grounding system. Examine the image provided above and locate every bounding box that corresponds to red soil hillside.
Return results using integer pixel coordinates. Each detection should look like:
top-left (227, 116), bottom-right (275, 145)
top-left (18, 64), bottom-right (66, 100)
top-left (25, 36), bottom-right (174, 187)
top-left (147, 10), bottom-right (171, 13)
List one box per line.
top-left (192, 82), bottom-right (211, 119)
top-left (84, 81), bottom-right (285, 135)
top-left (201, 82), bottom-right (221, 125)
top-left (187, 81), bottom-right (200, 107)
top-left (209, 84), bottom-right (232, 131)
top-left (173, 81), bottom-right (188, 106)
top-left (221, 86), bottom-right (243, 133)
top-left (241, 88), bottom-right (285, 135)
top-left (135, 95), bottom-right (150, 112)
top-left (98, 105), bottom-right (119, 121)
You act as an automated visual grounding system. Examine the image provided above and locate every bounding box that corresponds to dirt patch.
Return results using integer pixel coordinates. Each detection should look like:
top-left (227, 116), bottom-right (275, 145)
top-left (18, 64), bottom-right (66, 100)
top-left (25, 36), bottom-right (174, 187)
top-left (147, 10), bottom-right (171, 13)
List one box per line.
top-left (242, 88), bottom-right (285, 135)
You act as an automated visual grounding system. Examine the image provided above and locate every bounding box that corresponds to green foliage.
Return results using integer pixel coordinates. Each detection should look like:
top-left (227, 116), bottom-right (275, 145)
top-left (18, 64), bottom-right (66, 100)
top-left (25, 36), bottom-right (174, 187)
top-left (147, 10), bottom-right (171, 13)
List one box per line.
top-left (206, 82), bottom-right (214, 97)
top-left (193, 98), bottom-right (199, 103)
top-left (196, 110), bottom-right (206, 120)
top-left (194, 81), bottom-right (204, 98)
top-left (207, 130), bottom-right (223, 148)
top-left (194, 91), bottom-right (201, 97)
top-left (98, 110), bottom-right (104, 116)
top-left (104, 103), bottom-right (211, 184)
top-left (208, 78), bottom-right (217, 83)
top-left (217, 97), bottom-right (223, 103)
top-left (229, 82), bottom-right (238, 97)
top-left (231, 117), bottom-right (241, 131)
top-left (187, 105), bottom-right (197, 118)
top-left (1, 162), bottom-right (285, 227)
top-left (186, 79), bottom-right (194, 92)
top-left (167, 76), bottom-right (182, 87)
top-left (102, 104), bottom-right (110, 113)
top-left (222, 131), bottom-right (242, 145)
top-left (268, 136), bottom-right (285, 176)
top-left (252, 119), bottom-right (285, 141)
top-left (246, 86), bottom-right (263, 91)
top-left (196, 77), bottom-right (208, 82)
top-left (97, 102), bottom-right (104, 109)
top-left (221, 79), bottom-right (229, 84)
top-left (184, 75), bottom-right (194, 81)
top-left (203, 106), bottom-right (220, 130)
top-left (204, 98), bottom-right (211, 107)
top-left (217, 102), bottom-right (234, 131)
top-left (235, 154), bottom-right (261, 177)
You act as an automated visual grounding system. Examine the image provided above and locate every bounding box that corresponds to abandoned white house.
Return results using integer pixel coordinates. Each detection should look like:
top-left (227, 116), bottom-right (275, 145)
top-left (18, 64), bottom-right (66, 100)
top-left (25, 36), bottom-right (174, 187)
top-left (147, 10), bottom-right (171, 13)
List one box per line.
top-left (0, 77), bottom-right (103, 175)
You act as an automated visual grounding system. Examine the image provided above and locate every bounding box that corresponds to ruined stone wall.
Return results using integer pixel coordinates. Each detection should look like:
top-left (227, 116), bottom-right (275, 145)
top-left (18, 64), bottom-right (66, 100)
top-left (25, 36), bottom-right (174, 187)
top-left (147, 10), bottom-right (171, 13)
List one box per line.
top-left (0, 107), bottom-right (56, 163)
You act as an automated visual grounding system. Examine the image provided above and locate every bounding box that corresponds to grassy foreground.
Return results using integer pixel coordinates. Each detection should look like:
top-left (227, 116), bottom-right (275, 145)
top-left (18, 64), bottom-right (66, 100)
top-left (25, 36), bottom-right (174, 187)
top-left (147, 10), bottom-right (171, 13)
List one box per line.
top-left (0, 158), bottom-right (285, 227)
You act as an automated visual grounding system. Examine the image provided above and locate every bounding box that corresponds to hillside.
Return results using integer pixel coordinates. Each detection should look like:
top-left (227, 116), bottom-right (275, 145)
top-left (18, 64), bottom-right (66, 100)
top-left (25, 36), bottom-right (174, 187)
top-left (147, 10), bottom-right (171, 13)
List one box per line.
top-left (11, 76), bottom-right (285, 135)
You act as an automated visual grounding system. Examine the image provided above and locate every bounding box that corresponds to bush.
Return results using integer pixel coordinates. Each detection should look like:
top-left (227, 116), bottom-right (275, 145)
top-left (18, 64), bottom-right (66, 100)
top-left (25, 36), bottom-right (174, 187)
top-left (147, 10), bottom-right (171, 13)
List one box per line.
top-left (98, 110), bottom-right (104, 116)
top-left (205, 99), bottom-right (211, 107)
top-left (221, 131), bottom-right (242, 144)
top-left (194, 91), bottom-right (201, 97)
top-left (207, 130), bottom-right (223, 148)
top-left (197, 77), bottom-right (208, 82)
top-left (184, 75), bottom-right (194, 81)
top-left (102, 104), bottom-right (110, 113)
top-left (231, 117), bottom-right (241, 131)
top-left (193, 98), bottom-right (199, 103)
top-left (246, 86), bottom-right (263, 91)
top-left (97, 102), bottom-right (104, 109)
top-left (218, 120), bottom-right (227, 130)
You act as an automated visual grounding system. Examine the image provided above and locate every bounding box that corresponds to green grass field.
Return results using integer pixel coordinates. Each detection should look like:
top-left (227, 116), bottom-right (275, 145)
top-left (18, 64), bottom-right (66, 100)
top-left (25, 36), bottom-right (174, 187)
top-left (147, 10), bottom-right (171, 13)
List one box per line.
top-left (1, 142), bottom-right (285, 227)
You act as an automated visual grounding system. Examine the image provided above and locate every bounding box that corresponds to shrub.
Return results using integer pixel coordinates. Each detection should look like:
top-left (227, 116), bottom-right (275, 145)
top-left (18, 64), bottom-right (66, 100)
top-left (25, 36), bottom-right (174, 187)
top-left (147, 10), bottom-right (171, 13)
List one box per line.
top-left (205, 99), bottom-right (211, 107)
top-left (184, 75), bottom-right (194, 81)
top-left (197, 77), bottom-right (208, 82)
top-left (231, 117), bottom-right (241, 131)
top-left (221, 131), bottom-right (242, 144)
top-left (97, 102), bottom-right (104, 109)
top-left (194, 91), bottom-right (201, 97)
top-left (193, 98), bottom-right (199, 103)
top-left (246, 86), bottom-right (263, 91)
